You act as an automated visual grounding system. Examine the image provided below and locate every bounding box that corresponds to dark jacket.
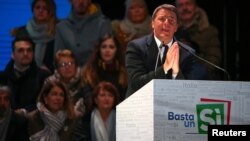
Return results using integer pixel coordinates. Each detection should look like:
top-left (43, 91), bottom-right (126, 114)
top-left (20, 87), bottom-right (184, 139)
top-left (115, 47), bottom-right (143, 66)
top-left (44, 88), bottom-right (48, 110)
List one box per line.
top-left (97, 65), bottom-right (127, 101)
top-left (5, 111), bottom-right (29, 141)
top-left (125, 34), bottom-right (209, 97)
top-left (73, 112), bottom-right (92, 141)
top-left (0, 60), bottom-right (50, 112)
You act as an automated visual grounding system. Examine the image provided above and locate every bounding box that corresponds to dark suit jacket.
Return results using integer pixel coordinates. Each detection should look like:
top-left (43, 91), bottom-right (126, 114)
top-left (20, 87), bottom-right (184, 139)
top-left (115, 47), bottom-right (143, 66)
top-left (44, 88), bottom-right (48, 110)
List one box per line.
top-left (0, 60), bottom-right (50, 112)
top-left (125, 34), bottom-right (209, 97)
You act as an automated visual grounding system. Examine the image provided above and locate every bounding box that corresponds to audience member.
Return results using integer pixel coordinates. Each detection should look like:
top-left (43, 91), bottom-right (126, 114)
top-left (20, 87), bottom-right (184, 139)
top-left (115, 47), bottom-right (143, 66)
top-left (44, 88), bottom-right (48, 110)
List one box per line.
top-left (11, 0), bottom-right (58, 72)
top-left (27, 80), bottom-right (78, 141)
top-left (90, 81), bottom-right (119, 141)
top-left (82, 34), bottom-right (128, 101)
top-left (73, 82), bottom-right (119, 141)
top-left (0, 85), bottom-right (29, 141)
top-left (125, 4), bottom-right (209, 97)
top-left (112, 0), bottom-right (152, 57)
top-left (175, 0), bottom-right (222, 79)
top-left (54, 0), bottom-right (112, 67)
top-left (45, 49), bottom-right (85, 117)
top-left (0, 36), bottom-right (50, 116)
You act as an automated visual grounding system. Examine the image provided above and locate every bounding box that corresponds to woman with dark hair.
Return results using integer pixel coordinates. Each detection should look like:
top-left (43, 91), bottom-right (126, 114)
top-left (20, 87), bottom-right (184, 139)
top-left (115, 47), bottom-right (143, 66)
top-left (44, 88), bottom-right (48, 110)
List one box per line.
top-left (90, 81), bottom-right (120, 141)
top-left (82, 34), bottom-right (128, 101)
top-left (27, 80), bottom-right (78, 141)
top-left (11, 0), bottom-right (58, 72)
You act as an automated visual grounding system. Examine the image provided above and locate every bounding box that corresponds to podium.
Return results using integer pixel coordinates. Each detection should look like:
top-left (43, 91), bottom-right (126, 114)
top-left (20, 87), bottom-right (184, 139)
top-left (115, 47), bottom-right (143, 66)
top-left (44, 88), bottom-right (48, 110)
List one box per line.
top-left (116, 79), bottom-right (250, 141)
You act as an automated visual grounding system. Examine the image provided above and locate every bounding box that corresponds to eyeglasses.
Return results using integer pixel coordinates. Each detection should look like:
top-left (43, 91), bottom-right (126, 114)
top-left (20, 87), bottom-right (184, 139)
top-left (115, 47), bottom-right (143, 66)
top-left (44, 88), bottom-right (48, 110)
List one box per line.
top-left (58, 61), bottom-right (75, 68)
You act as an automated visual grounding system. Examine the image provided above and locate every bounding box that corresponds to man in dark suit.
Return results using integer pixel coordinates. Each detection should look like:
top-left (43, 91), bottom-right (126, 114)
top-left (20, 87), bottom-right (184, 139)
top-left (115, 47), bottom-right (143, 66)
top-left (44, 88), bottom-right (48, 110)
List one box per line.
top-left (0, 85), bottom-right (29, 141)
top-left (125, 4), bottom-right (209, 97)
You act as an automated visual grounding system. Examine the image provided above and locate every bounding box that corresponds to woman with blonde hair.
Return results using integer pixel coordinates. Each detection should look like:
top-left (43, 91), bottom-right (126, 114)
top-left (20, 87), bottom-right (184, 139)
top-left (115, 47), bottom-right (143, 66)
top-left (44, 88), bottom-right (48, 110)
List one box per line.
top-left (11, 0), bottom-right (58, 72)
top-left (45, 49), bottom-right (86, 117)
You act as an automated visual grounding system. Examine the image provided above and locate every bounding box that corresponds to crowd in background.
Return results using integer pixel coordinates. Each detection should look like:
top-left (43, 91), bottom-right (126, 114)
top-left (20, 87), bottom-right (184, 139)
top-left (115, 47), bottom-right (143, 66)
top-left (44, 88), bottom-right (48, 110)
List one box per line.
top-left (0, 0), bottom-right (222, 141)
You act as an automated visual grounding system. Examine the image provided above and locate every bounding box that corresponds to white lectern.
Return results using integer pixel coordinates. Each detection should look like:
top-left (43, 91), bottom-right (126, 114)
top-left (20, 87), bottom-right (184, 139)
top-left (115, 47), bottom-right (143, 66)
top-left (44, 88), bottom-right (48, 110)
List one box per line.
top-left (116, 79), bottom-right (250, 141)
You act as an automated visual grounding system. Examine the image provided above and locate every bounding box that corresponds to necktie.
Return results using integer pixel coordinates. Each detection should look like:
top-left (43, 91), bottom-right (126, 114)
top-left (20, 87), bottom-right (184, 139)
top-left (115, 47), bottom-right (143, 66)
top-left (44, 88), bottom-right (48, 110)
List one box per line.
top-left (161, 44), bottom-right (169, 64)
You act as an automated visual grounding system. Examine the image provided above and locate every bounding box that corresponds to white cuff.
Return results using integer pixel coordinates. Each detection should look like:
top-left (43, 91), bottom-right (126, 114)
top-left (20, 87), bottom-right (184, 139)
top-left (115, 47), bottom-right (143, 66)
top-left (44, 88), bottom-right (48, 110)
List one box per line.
top-left (172, 73), bottom-right (178, 79)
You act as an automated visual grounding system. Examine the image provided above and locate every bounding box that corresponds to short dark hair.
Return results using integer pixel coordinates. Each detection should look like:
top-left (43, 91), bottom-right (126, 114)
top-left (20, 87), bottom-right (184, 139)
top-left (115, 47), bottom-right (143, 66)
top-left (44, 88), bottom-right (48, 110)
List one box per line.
top-left (11, 35), bottom-right (35, 52)
top-left (152, 4), bottom-right (179, 24)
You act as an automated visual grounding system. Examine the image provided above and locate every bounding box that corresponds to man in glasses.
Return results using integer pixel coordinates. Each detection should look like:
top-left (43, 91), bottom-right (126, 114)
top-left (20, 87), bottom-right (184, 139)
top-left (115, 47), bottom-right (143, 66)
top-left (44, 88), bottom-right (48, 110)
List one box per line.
top-left (0, 35), bottom-right (50, 116)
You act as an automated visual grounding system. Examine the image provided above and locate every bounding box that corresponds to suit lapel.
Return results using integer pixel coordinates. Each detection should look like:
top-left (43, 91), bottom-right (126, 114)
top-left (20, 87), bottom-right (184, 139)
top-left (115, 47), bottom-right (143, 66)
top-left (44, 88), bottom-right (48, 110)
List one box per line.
top-left (145, 34), bottom-right (160, 71)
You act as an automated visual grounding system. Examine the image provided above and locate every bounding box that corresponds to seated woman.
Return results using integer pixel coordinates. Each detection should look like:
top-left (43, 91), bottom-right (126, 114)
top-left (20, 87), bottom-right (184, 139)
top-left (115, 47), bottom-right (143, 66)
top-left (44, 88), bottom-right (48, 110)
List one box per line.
top-left (27, 80), bottom-right (78, 141)
top-left (45, 49), bottom-right (85, 117)
top-left (91, 81), bottom-right (120, 141)
top-left (112, 0), bottom-right (152, 57)
top-left (74, 81), bottom-right (120, 141)
top-left (82, 34), bottom-right (128, 102)
top-left (11, 0), bottom-right (58, 72)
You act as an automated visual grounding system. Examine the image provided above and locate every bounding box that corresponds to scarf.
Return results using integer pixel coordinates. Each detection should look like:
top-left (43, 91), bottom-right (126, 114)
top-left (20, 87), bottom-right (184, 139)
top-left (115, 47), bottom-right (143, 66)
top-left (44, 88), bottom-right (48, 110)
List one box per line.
top-left (120, 16), bottom-right (152, 42)
top-left (29, 102), bottom-right (66, 141)
top-left (53, 67), bottom-right (82, 98)
top-left (91, 108), bottom-right (116, 141)
top-left (26, 18), bottom-right (54, 67)
top-left (0, 109), bottom-right (11, 141)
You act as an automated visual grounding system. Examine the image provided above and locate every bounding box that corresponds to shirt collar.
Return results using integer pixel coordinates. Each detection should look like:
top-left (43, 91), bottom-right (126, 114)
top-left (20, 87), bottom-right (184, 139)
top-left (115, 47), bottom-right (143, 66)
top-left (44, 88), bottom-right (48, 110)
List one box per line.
top-left (153, 35), bottom-right (173, 48)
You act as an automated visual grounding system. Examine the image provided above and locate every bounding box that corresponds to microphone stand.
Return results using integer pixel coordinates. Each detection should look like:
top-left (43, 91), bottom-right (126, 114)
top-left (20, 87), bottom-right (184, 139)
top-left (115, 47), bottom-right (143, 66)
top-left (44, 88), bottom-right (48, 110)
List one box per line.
top-left (177, 40), bottom-right (231, 80)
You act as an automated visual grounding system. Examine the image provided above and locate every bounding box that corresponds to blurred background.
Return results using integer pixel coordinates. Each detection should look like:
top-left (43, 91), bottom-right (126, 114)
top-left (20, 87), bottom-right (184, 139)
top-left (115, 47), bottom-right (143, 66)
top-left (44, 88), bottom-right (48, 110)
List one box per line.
top-left (0, 0), bottom-right (249, 81)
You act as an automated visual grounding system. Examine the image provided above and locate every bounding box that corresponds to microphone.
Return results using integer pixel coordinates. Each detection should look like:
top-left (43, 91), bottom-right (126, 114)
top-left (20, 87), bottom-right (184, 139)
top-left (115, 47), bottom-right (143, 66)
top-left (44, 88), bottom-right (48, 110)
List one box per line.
top-left (154, 42), bottom-right (164, 76)
top-left (176, 39), bottom-right (231, 80)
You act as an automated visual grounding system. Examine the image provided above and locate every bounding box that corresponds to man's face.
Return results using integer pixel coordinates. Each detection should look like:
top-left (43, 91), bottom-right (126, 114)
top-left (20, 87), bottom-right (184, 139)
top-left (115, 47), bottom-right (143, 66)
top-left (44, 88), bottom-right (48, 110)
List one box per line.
top-left (152, 8), bottom-right (178, 43)
top-left (11, 41), bottom-right (34, 68)
top-left (175, 0), bottom-right (196, 23)
top-left (0, 91), bottom-right (10, 117)
top-left (71, 0), bottom-right (91, 15)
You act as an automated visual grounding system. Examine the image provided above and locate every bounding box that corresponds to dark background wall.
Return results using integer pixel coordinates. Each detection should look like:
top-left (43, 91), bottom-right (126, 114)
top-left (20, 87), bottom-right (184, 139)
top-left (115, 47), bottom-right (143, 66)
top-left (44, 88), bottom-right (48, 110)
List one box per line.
top-left (0, 0), bottom-right (249, 81)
